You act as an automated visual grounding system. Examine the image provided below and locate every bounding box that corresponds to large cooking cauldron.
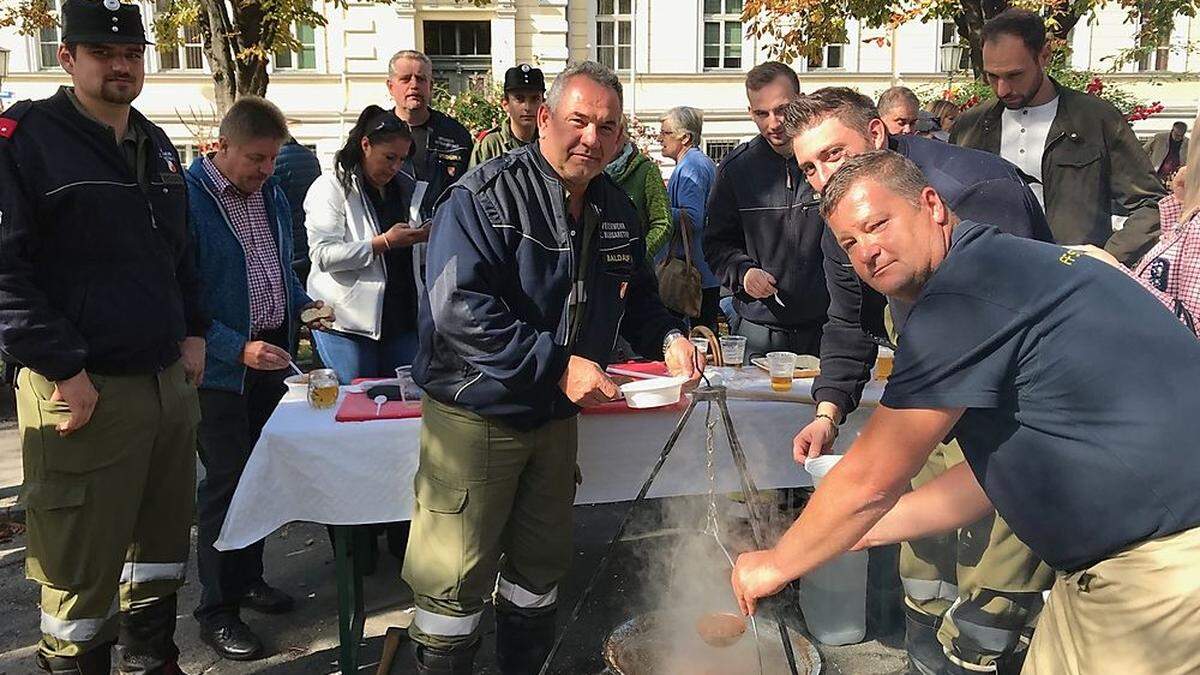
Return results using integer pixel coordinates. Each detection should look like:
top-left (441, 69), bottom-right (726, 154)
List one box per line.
top-left (603, 611), bottom-right (821, 674)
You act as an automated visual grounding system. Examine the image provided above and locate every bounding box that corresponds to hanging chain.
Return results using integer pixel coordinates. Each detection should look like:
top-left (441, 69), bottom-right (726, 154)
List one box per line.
top-left (703, 400), bottom-right (720, 539)
top-left (703, 395), bottom-right (766, 675)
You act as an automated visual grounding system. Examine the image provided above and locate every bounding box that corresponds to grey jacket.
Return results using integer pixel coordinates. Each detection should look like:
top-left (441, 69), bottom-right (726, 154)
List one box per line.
top-left (951, 80), bottom-right (1166, 265)
top-left (1144, 130), bottom-right (1189, 173)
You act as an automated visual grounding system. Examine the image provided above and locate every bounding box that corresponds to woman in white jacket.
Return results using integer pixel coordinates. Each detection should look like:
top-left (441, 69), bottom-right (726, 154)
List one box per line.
top-left (304, 106), bottom-right (429, 383)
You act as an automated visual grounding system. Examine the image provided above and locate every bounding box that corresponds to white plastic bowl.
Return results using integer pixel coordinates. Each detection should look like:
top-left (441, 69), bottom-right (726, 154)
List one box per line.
top-left (619, 376), bottom-right (688, 409)
top-left (284, 374), bottom-right (309, 402)
top-left (804, 454), bottom-right (845, 487)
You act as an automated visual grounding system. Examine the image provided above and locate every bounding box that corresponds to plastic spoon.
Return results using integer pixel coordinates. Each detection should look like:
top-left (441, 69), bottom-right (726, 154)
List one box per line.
top-left (374, 395), bottom-right (388, 417)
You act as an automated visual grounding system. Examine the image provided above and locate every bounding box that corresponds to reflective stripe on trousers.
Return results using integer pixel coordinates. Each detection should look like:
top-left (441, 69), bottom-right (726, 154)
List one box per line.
top-left (412, 608), bottom-right (484, 638)
top-left (903, 577), bottom-right (960, 603)
top-left (120, 562), bottom-right (187, 584)
top-left (495, 576), bottom-right (557, 609)
top-left (40, 597), bottom-right (119, 643)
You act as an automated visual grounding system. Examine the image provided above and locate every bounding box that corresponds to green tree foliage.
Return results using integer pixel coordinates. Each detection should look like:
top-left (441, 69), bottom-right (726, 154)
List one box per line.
top-left (432, 80), bottom-right (506, 138)
top-left (743, 0), bottom-right (1197, 78)
top-left (916, 49), bottom-right (1165, 120)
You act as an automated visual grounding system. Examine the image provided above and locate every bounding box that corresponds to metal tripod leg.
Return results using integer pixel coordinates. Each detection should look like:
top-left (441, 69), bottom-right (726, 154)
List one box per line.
top-left (713, 391), bottom-right (800, 675)
top-left (536, 395), bottom-right (702, 675)
top-left (539, 385), bottom-right (799, 675)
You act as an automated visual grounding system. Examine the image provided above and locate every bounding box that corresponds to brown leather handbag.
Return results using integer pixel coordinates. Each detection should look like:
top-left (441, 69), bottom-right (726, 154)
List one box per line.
top-left (656, 210), bottom-right (703, 318)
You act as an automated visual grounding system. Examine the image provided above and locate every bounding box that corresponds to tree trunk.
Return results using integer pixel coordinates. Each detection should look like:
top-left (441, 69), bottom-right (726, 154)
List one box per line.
top-left (229, 0), bottom-right (271, 98)
top-left (956, 0), bottom-right (1010, 78)
top-left (956, 0), bottom-right (1086, 79)
top-left (954, 12), bottom-right (984, 79)
top-left (197, 0), bottom-right (237, 113)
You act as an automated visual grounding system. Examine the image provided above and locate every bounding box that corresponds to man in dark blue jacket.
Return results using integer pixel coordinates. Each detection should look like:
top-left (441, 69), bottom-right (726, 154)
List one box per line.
top-left (703, 62), bottom-right (829, 357)
top-left (184, 97), bottom-right (326, 662)
top-left (272, 138), bottom-right (321, 284)
top-left (0, 2), bottom-right (207, 672)
top-left (785, 87), bottom-right (1054, 675)
top-left (405, 61), bottom-right (702, 674)
top-left (386, 50), bottom-right (473, 220)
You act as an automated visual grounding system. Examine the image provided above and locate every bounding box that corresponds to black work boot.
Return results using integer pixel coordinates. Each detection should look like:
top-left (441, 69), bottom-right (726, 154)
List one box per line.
top-left (410, 640), bottom-right (480, 675)
top-left (995, 636), bottom-right (1031, 675)
top-left (904, 605), bottom-right (950, 675)
top-left (36, 644), bottom-right (113, 675)
top-left (495, 606), bottom-right (557, 675)
top-left (117, 596), bottom-right (188, 673)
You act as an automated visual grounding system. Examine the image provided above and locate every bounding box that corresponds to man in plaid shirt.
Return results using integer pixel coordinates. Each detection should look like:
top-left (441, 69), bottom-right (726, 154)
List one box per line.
top-left (183, 97), bottom-right (331, 661)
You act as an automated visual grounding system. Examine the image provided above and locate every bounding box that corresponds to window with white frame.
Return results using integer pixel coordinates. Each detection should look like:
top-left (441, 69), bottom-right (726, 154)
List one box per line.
top-left (275, 21), bottom-right (318, 70)
top-left (36, 0), bottom-right (63, 70)
top-left (705, 139), bottom-right (738, 164)
top-left (703, 0), bottom-right (743, 70)
top-left (424, 21), bottom-right (491, 93)
top-left (156, 0), bottom-right (205, 70)
top-left (596, 0), bottom-right (632, 72)
top-left (808, 44), bottom-right (846, 70)
top-left (176, 144), bottom-right (202, 165)
top-left (938, 21), bottom-right (969, 71)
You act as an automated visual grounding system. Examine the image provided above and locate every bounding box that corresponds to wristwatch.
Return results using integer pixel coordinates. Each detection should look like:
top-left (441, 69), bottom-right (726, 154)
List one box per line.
top-left (661, 330), bottom-right (684, 356)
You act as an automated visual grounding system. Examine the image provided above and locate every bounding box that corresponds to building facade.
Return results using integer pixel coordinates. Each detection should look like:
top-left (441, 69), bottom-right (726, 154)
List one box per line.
top-left (2, 0), bottom-right (1197, 172)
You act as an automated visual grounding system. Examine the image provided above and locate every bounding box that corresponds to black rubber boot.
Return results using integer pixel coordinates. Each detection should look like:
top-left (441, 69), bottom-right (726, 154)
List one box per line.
top-left (411, 640), bottom-right (480, 675)
top-left (495, 606), bottom-right (557, 675)
top-left (995, 634), bottom-right (1031, 675)
top-left (36, 644), bottom-right (113, 675)
top-left (116, 596), bottom-right (186, 674)
top-left (905, 604), bottom-right (950, 675)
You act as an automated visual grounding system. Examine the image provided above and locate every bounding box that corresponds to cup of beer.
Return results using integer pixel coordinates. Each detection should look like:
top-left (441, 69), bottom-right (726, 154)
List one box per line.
top-left (766, 351), bottom-right (798, 392)
top-left (307, 368), bottom-right (340, 409)
top-left (875, 347), bottom-right (895, 380)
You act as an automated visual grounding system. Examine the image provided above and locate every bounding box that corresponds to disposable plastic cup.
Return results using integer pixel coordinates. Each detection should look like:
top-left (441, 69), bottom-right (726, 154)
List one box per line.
top-left (719, 335), bottom-right (747, 366)
top-left (801, 453), bottom-right (867, 645)
top-left (690, 337), bottom-right (710, 355)
top-left (766, 351), bottom-right (797, 391)
top-left (875, 346), bottom-right (895, 380)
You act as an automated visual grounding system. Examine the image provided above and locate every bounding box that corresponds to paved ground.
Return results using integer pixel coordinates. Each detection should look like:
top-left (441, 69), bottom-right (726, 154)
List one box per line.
top-left (0, 386), bottom-right (908, 675)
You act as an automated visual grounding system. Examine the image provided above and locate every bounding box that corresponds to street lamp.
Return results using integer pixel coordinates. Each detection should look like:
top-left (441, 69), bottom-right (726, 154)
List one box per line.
top-left (939, 41), bottom-right (966, 76)
top-left (0, 46), bottom-right (10, 112)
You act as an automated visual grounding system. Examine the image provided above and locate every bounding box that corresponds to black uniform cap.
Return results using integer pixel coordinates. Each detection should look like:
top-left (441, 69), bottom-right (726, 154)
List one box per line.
top-left (504, 64), bottom-right (545, 93)
top-left (61, 0), bottom-right (153, 46)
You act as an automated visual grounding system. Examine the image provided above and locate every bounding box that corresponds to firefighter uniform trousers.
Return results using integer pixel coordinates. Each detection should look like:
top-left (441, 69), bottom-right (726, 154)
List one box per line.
top-left (17, 363), bottom-right (198, 663)
top-left (403, 398), bottom-right (578, 654)
top-left (901, 440), bottom-right (1054, 673)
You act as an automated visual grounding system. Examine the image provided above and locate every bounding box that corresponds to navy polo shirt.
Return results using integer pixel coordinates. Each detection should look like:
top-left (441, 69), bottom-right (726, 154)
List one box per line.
top-left (881, 222), bottom-right (1200, 571)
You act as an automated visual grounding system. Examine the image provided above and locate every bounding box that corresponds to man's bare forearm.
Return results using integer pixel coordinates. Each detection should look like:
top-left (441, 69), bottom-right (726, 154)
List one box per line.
top-left (771, 459), bottom-right (902, 581)
top-left (855, 461), bottom-right (994, 550)
top-left (770, 406), bottom-right (960, 581)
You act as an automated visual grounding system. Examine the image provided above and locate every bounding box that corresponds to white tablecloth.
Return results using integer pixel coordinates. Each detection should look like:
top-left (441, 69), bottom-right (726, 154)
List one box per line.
top-left (216, 369), bottom-right (884, 551)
